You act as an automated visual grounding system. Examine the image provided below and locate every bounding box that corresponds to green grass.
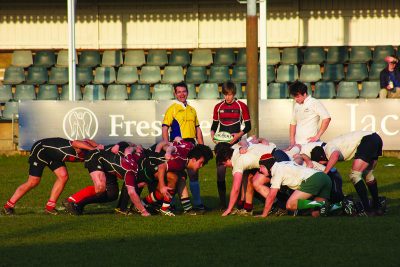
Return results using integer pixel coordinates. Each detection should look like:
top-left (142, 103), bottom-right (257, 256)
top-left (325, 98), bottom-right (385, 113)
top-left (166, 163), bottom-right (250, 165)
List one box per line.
top-left (1, 155), bottom-right (400, 266)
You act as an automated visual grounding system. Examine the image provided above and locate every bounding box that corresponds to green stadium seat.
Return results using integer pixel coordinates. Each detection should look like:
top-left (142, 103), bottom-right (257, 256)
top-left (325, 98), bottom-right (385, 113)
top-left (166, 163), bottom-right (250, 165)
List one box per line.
top-left (1, 101), bottom-right (19, 120)
top-left (349, 46), bottom-right (372, 63)
top-left (236, 48), bottom-right (247, 66)
top-left (369, 62), bottom-right (386, 81)
top-left (161, 66), bottom-right (184, 84)
top-left (185, 66), bottom-right (207, 84)
top-left (326, 46), bottom-right (349, 64)
top-left (83, 84), bottom-right (105, 100)
top-left (93, 66), bottom-right (116, 85)
top-left (76, 66), bottom-right (94, 85)
top-left (304, 82), bottom-right (313, 96)
top-left (214, 48), bottom-right (235, 66)
top-left (314, 81), bottom-right (336, 99)
top-left (147, 49), bottom-right (168, 67)
top-left (56, 50), bottom-right (70, 67)
top-left (152, 84), bottom-right (174, 100)
top-left (337, 81), bottom-right (359, 98)
top-left (3, 66), bottom-right (25, 85)
top-left (267, 65), bottom-right (275, 83)
top-left (124, 50), bottom-right (146, 67)
top-left (360, 81), bottom-right (380, 99)
top-left (106, 84), bottom-right (128, 100)
top-left (102, 50), bottom-right (123, 67)
top-left (208, 66), bottom-right (230, 83)
top-left (0, 85), bottom-right (13, 102)
top-left (128, 84), bottom-right (151, 100)
top-left (48, 67), bottom-right (69, 85)
top-left (191, 49), bottom-right (213, 66)
top-left (169, 50), bottom-right (190, 67)
top-left (234, 83), bottom-right (244, 99)
top-left (116, 66), bottom-right (138, 84)
top-left (34, 51), bottom-right (56, 68)
top-left (26, 66), bottom-right (48, 85)
top-left (79, 51), bottom-right (101, 67)
top-left (299, 64), bottom-right (321, 82)
top-left (198, 83), bottom-right (220, 99)
top-left (60, 84), bottom-right (82, 101)
top-left (322, 63), bottom-right (344, 82)
top-left (37, 84), bottom-right (59, 100)
top-left (139, 66), bottom-right (161, 84)
top-left (373, 45), bottom-right (395, 63)
top-left (11, 50), bottom-right (33, 67)
top-left (276, 64), bottom-right (298, 83)
top-left (231, 66), bottom-right (247, 83)
top-left (281, 47), bottom-right (302, 65)
top-left (14, 84), bottom-right (36, 101)
top-left (345, 63), bottom-right (368, 81)
top-left (267, 82), bottom-right (289, 99)
top-left (303, 47), bottom-right (325, 64)
top-left (267, 48), bottom-right (280, 65)
top-left (187, 83), bottom-right (197, 99)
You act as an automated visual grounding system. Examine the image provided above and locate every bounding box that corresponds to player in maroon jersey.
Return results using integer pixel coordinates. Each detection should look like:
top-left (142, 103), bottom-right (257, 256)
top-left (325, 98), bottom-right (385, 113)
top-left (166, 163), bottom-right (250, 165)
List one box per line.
top-left (210, 81), bottom-right (251, 209)
top-left (2, 137), bottom-right (102, 215)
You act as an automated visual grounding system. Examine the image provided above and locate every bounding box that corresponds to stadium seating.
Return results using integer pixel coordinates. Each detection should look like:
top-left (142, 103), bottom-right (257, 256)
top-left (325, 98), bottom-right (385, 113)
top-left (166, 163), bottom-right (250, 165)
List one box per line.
top-left (235, 83), bottom-right (244, 99)
top-left (185, 66), bottom-right (207, 84)
top-left (360, 81), bottom-right (380, 98)
top-left (161, 66), bottom-right (184, 84)
top-left (373, 45), bottom-right (395, 63)
top-left (267, 65), bottom-right (275, 83)
top-left (93, 66), bottom-right (116, 85)
top-left (116, 66), bottom-right (138, 84)
top-left (14, 84), bottom-right (36, 101)
top-left (76, 66), bottom-right (94, 85)
top-left (152, 84), bottom-right (174, 100)
top-left (303, 47), bottom-right (325, 64)
top-left (37, 84), bottom-right (59, 100)
top-left (322, 63), bottom-right (344, 82)
top-left (147, 49), bottom-right (168, 67)
top-left (236, 48), bottom-right (247, 66)
top-left (281, 47), bottom-right (302, 65)
top-left (106, 84), bottom-right (128, 100)
top-left (326, 46), bottom-right (349, 64)
top-left (124, 50), bottom-right (146, 67)
top-left (314, 81), bottom-right (336, 99)
top-left (345, 63), bottom-right (368, 81)
top-left (337, 81), bottom-right (359, 98)
top-left (198, 83), bottom-right (220, 99)
top-left (128, 84), bottom-right (151, 100)
top-left (102, 50), bottom-right (123, 67)
top-left (34, 51), bottom-right (56, 68)
top-left (0, 85), bottom-right (13, 103)
top-left (187, 83), bottom-right (197, 99)
top-left (276, 64), bottom-right (298, 83)
top-left (60, 84), bottom-right (82, 101)
top-left (48, 67), bottom-right (69, 85)
top-left (191, 49), bottom-right (213, 66)
top-left (214, 48), bottom-right (235, 66)
top-left (304, 82), bottom-right (313, 96)
top-left (56, 50), bottom-right (70, 67)
top-left (267, 82), bottom-right (289, 99)
top-left (368, 62), bottom-right (386, 80)
top-left (299, 64), bottom-right (321, 83)
top-left (1, 101), bottom-right (19, 120)
top-left (349, 46), bottom-right (372, 63)
top-left (267, 48), bottom-right (280, 65)
top-left (3, 66), bottom-right (25, 85)
top-left (26, 66), bottom-right (48, 85)
top-left (83, 84), bottom-right (106, 100)
top-left (169, 50), bottom-right (190, 67)
top-left (231, 66), bottom-right (247, 83)
top-left (208, 66), bottom-right (230, 84)
top-left (11, 50), bottom-right (33, 67)
top-left (79, 51), bottom-right (101, 67)
top-left (139, 66), bottom-right (161, 84)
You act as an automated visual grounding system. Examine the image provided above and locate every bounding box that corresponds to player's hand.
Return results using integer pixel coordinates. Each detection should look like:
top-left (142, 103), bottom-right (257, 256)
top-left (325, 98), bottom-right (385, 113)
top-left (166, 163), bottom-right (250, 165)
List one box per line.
top-left (307, 136), bottom-right (319, 143)
top-left (141, 210), bottom-right (151, 217)
top-left (222, 209), bottom-right (231, 216)
top-left (96, 144), bottom-right (104, 150)
top-left (229, 133), bottom-right (240, 145)
top-left (239, 147), bottom-right (248, 154)
top-left (111, 144), bottom-right (120, 154)
top-left (160, 186), bottom-right (172, 198)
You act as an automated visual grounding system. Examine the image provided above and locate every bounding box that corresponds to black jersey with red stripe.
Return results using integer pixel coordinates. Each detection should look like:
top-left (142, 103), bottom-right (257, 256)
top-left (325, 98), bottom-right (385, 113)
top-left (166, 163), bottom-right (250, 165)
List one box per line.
top-left (212, 99), bottom-right (250, 134)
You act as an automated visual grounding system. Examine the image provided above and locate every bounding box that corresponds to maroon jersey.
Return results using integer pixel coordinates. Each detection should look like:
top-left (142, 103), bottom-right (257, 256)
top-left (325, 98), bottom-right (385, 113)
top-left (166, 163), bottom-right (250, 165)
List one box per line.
top-left (212, 99), bottom-right (250, 134)
top-left (165, 140), bottom-right (195, 172)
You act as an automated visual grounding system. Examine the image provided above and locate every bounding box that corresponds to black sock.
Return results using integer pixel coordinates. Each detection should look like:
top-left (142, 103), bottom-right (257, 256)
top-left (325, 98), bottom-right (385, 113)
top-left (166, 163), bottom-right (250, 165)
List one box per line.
top-left (217, 181), bottom-right (226, 208)
top-left (354, 181), bottom-right (371, 211)
top-left (181, 197), bottom-right (192, 211)
top-left (367, 180), bottom-right (379, 207)
top-left (117, 182), bottom-right (130, 211)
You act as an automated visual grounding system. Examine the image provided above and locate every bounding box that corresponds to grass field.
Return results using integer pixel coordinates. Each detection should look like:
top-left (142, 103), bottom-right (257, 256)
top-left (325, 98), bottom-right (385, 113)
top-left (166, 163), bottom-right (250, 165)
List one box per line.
top-left (1, 154), bottom-right (400, 266)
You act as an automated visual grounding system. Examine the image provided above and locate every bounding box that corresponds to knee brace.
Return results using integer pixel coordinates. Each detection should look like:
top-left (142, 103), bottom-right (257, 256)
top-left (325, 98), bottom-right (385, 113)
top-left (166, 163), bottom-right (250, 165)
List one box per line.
top-left (364, 170), bottom-right (375, 184)
top-left (349, 170), bottom-right (363, 185)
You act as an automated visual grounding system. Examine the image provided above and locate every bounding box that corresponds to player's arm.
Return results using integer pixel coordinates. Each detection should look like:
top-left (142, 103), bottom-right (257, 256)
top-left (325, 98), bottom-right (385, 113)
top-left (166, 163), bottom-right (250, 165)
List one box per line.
top-left (300, 154), bottom-right (314, 168)
top-left (324, 150), bottom-right (340, 174)
top-left (156, 163), bottom-right (171, 198)
top-left (289, 124), bottom-right (297, 148)
top-left (71, 140), bottom-right (99, 151)
top-left (222, 172), bottom-right (243, 216)
top-left (261, 188), bottom-right (278, 217)
top-left (162, 125), bottom-right (170, 142)
top-left (308, 118), bottom-right (331, 142)
top-left (165, 145), bottom-right (177, 160)
top-left (126, 184), bottom-right (150, 216)
top-left (196, 126), bottom-right (204, 145)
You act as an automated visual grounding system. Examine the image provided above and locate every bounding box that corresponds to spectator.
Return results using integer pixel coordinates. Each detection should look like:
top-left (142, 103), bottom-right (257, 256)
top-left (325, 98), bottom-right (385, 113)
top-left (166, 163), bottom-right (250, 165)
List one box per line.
top-left (379, 55), bottom-right (400, 98)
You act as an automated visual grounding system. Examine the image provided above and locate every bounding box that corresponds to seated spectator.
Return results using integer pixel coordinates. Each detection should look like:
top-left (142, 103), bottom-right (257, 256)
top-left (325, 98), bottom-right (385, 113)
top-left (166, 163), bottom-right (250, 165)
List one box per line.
top-left (379, 55), bottom-right (400, 98)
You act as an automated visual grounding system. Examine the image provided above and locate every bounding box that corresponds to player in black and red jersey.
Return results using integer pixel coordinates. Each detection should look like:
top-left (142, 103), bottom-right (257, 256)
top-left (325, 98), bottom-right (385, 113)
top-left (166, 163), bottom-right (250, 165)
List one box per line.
top-left (62, 142), bottom-right (151, 216)
top-left (2, 137), bottom-right (102, 215)
top-left (210, 81), bottom-right (251, 209)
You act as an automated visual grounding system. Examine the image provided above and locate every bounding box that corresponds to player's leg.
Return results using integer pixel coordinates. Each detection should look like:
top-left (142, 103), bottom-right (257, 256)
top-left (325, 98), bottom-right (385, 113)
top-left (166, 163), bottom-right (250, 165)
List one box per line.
top-left (159, 172), bottom-right (178, 215)
top-left (242, 171), bottom-right (255, 215)
top-left (188, 168), bottom-right (205, 210)
top-left (175, 174), bottom-right (196, 214)
top-left (216, 164), bottom-right (227, 209)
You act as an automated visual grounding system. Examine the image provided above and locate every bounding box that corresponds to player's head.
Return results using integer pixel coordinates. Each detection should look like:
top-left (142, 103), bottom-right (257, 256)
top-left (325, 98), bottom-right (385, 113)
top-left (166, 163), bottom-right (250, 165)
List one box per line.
top-left (258, 153), bottom-right (276, 176)
top-left (187, 144), bottom-right (213, 171)
top-left (215, 143), bottom-right (234, 167)
top-left (173, 82), bottom-right (188, 103)
top-left (289, 81), bottom-right (308, 104)
top-left (222, 81), bottom-right (236, 104)
top-left (310, 146), bottom-right (328, 163)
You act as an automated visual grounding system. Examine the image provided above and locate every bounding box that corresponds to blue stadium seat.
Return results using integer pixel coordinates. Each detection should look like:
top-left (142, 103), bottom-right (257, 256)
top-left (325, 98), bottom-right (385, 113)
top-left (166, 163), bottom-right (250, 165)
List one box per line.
top-left (322, 63), bottom-right (344, 82)
top-left (337, 81), bottom-right (359, 98)
top-left (208, 66), bottom-right (230, 84)
top-left (169, 50), bottom-right (190, 67)
top-left (0, 85), bottom-right (13, 103)
top-left (128, 84), bottom-right (151, 100)
top-left (345, 63), bottom-right (368, 81)
top-left (60, 84), bottom-right (82, 101)
top-left (34, 51), bottom-right (56, 68)
top-left (299, 64), bottom-right (321, 82)
top-left (281, 47), bottom-right (302, 65)
top-left (236, 48), bottom-right (247, 66)
top-left (303, 47), bottom-right (325, 64)
top-left (187, 83), bottom-right (197, 99)
top-left (349, 46), bottom-right (372, 63)
top-left (276, 64), bottom-right (298, 83)
top-left (3, 66), bottom-right (25, 85)
top-left (37, 84), bottom-right (59, 100)
top-left (214, 48), bottom-right (235, 66)
top-left (147, 49), bottom-right (168, 67)
top-left (360, 81), bottom-right (380, 99)
top-left (373, 45), bottom-right (395, 63)
top-left (93, 66), bottom-right (116, 85)
top-left (11, 50), bottom-right (33, 67)
top-left (106, 84), bottom-right (128, 100)
top-left (267, 65), bottom-right (275, 83)
top-left (48, 67), bottom-right (69, 85)
top-left (368, 62), bottom-right (386, 81)
top-left (234, 83), bottom-right (244, 99)
top-left (314, 82), bottom-right (336, 99)
top-left (267, 82), bottom-right (289, 99)
top-left (161, 66), bottom-right (184, 84)
top-left (14, 84), bottom-right (36, 101)
top-left (76, 66), bottom-right (94, 85)
top-left (83, 84), bottom-right (106, 100)
top-left (198, 83), bottom-right (220, 99)
top-left (139, 66), bottom-right (161, 84)
top-left (185, 66), bottom-right (207, 84)
top-left (116, 66), bottom-right (138, 84)
top-left (26, 66), bottom-right (48, 85)
top-left (79, 51), bottom-right (101, 67)
top-left (56, 50), bottom-right (70, 67)
top-left (102, 50), bottom-right (123, 67)
top-left (231, 66), bottom-right (247, 83)
top-left (267, 48), bottom-right (280, 65)
top-left (124, 50), bottom-right (146, 67)
top-left (1, 101), bottom-right (19, 120)
top-left (326, 46), bottom-right (349, 64)
top-left (152, 84), bottom-right (174, 100)
top-left (191, 49), bottom-right (213, 66)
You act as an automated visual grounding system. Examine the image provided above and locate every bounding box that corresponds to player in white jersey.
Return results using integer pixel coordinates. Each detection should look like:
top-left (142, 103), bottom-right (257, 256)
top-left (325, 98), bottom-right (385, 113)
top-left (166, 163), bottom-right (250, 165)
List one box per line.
top-left (309, 131), bottom-right (384, 215)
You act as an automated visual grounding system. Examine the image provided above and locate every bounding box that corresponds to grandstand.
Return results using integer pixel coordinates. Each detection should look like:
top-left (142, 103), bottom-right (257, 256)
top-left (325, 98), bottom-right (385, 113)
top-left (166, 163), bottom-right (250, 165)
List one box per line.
top-left (1, 0), bottom-right (400, 152)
